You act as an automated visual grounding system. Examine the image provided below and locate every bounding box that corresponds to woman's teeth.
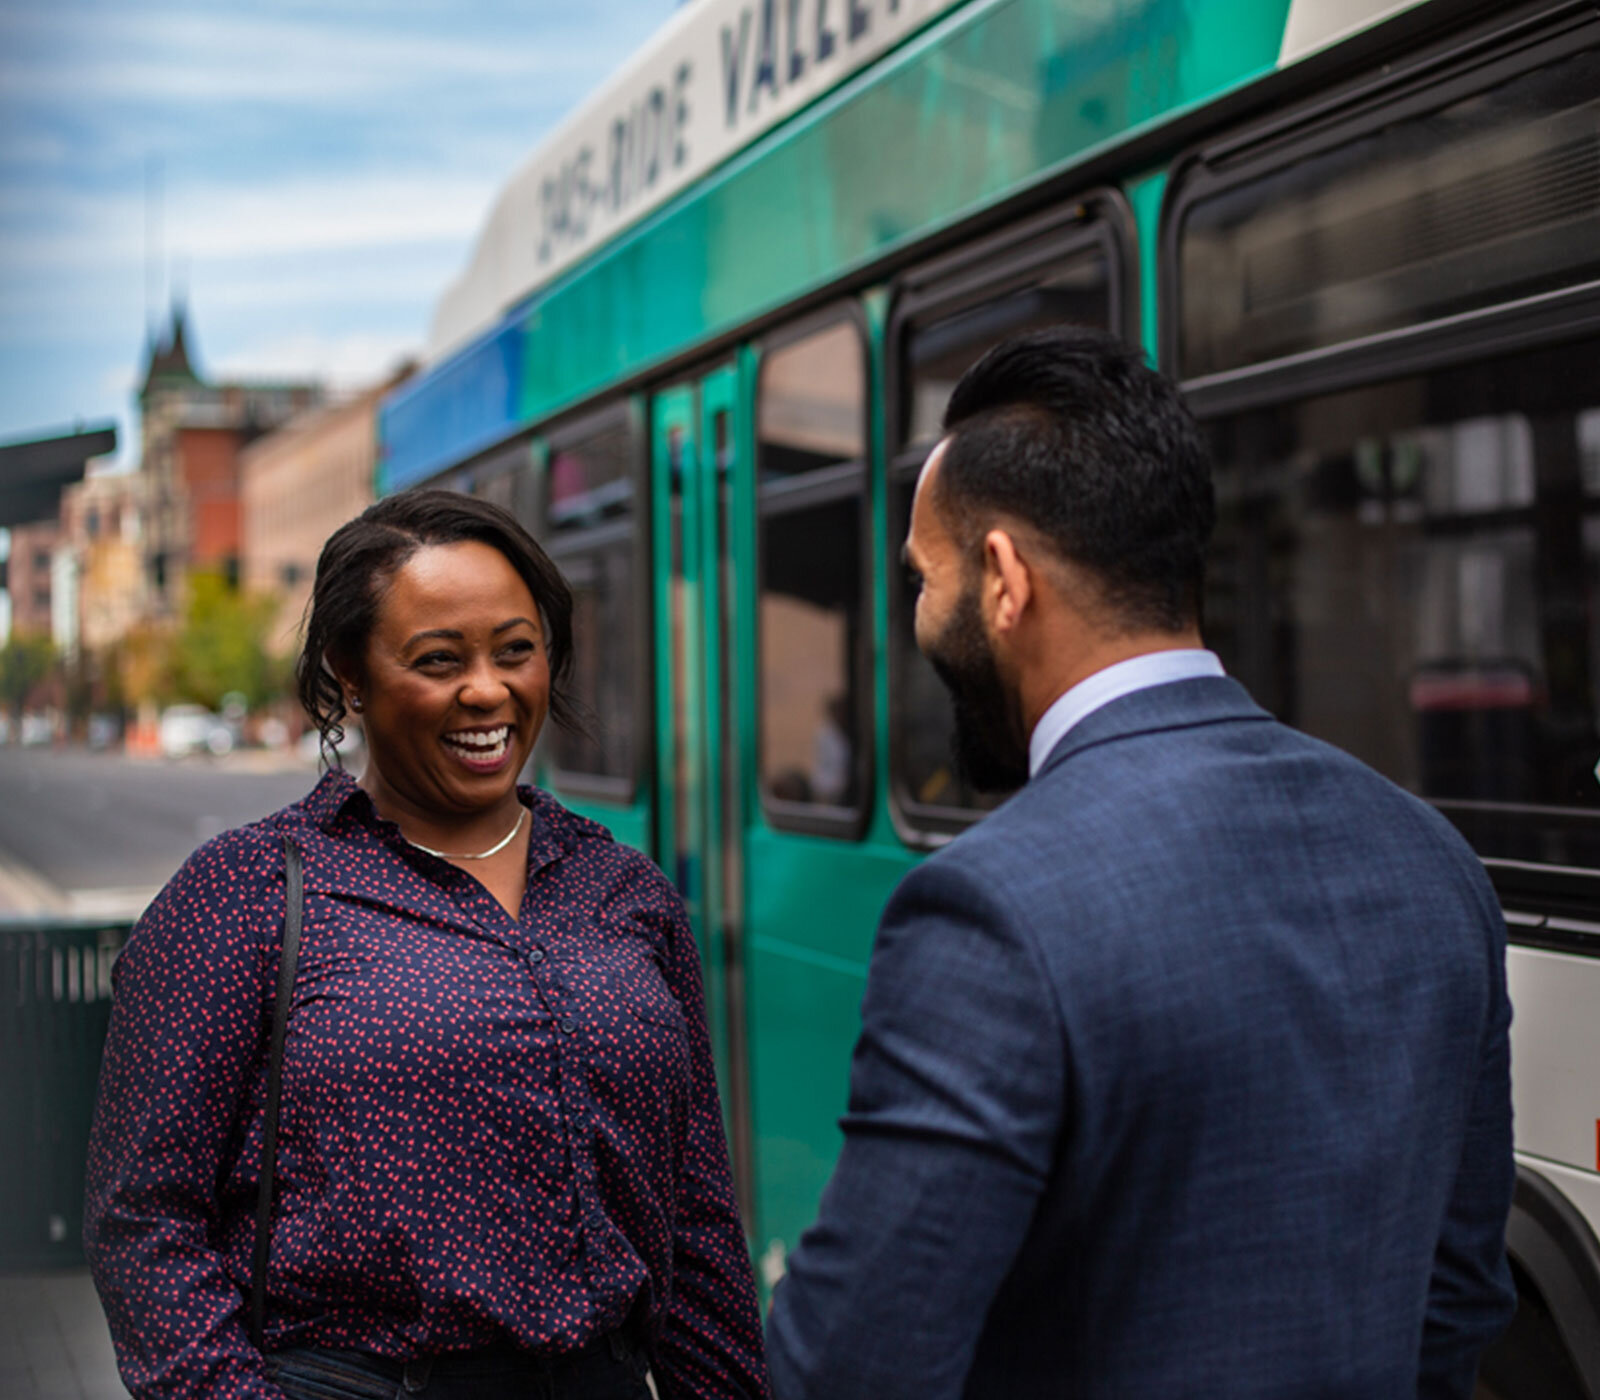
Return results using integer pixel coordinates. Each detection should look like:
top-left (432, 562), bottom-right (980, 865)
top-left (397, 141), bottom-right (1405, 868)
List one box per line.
top-left (444, 727), bottom-right (510, 762)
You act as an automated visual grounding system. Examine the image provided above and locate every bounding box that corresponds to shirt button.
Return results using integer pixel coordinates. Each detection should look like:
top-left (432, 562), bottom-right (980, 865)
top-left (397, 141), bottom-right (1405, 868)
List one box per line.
top-left (559, 1017), bottom-right (577, 1034)
top-left (528, 947), bottom-right (545, 964)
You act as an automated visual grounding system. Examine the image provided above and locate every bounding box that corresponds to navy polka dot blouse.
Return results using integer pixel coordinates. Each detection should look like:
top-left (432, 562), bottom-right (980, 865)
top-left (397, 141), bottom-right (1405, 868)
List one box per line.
top-left (85, 770), bottom-right (769, 1399)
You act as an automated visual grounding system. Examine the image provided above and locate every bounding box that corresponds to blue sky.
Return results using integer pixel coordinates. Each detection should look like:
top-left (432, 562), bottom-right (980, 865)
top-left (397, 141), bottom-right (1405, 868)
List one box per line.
top-left (0, 0), bottom-right (675, 465)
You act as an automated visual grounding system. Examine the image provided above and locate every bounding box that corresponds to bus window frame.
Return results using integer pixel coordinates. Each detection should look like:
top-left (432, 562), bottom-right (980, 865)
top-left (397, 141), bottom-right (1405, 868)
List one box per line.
top-left (883, 192), bottom-right (1139, 846)
top-left (753, 299), bottom-right (875, 842)
top-left (455, 434), bottom-right (539, 523)
top-left (540, 395), bottom-right (653, 806)
top-left (1159, 4), bottom-right (1600, 420)
top-left (1160, 4), bottom-right (1600, 913)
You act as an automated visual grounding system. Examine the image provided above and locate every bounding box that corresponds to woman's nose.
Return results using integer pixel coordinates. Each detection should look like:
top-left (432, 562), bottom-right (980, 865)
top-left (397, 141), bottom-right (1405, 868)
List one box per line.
top-left (458, 662), bottom-right (509, 708)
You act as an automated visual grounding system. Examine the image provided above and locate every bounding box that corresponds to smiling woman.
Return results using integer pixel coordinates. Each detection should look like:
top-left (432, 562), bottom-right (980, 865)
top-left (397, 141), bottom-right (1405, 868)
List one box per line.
top-left (82, 490), bottom-right (769, 1400)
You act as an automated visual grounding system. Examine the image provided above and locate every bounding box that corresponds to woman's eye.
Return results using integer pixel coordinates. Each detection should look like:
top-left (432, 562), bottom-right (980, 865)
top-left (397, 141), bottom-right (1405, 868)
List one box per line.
top-left (500, 639), bottom-right (537, 660)
top-left (416, 651), bottom-right (457, 669)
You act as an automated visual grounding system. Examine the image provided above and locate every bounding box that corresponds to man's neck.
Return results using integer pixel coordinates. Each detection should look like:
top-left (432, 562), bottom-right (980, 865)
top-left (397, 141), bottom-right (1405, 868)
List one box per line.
top-left (1020, 629), bottom-right (1204, 738)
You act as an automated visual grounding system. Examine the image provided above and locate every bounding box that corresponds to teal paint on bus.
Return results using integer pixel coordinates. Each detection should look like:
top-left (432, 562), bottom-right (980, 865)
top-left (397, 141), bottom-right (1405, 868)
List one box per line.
top-left (380, 0), bottom-right (1295, 491)
top-left (1128, 168), bottom-right (1169, 358)
top-left (741, 824), bottom-right (918, 1274)
top-left (556, 795), bottom-right (652, 856)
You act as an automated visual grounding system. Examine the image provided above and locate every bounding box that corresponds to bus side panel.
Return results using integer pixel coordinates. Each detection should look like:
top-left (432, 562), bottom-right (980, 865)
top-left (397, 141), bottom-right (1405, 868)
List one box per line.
top-left (1507, 945), bottom-right (1600, 1180)
top-left (445, 0), bottom-right (1299, 468)
top-left (742, 828), bottom-right (916, 1287)
top-left (555, 797), bottom-right (653, 858)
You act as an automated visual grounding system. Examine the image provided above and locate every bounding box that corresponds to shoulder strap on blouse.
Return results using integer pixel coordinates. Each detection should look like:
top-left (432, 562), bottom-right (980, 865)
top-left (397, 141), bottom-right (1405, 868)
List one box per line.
top-left (250, 833), bottom-right (302, 1351)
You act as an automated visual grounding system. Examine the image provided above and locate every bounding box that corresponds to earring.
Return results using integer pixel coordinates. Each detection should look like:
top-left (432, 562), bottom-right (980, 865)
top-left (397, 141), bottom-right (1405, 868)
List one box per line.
top-left (348, 694), bottom-right (363, 713)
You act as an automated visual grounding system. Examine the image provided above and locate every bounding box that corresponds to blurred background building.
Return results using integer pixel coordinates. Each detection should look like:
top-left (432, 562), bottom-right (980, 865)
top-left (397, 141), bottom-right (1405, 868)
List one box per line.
top-left (242, 361), bottom-right (415, 657)
top-left (136, 304), bottom-right (322, 622)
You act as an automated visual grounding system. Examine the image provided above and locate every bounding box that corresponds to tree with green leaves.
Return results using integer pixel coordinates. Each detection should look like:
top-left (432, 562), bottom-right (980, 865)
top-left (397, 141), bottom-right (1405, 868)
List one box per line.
top-left (0, 630), bottom-right (57, 725)
top-left (170, 571), bottom-right (286, 711)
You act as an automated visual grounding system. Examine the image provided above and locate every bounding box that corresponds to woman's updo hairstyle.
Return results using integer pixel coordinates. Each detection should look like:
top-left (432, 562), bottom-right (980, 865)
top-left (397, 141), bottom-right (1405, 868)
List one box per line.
top-left (296, 488), bottom-right (579, 760)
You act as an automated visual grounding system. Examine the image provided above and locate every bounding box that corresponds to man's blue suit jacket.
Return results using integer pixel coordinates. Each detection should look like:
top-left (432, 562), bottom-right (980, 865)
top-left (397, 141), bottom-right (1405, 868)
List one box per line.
top-left (766, 676), bottom-right (1516, 1399)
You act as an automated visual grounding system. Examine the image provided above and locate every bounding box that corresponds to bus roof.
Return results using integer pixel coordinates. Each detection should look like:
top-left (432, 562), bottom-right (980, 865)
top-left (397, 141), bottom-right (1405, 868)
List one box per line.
top-left (429, 0), bottom-right (969, 360)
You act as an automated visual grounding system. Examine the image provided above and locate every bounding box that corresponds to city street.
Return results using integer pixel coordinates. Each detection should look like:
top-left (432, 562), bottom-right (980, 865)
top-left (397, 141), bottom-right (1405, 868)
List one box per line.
top-left (0, 743), bottom-right (328, 1396)
top-left (0, 745), bottom-right (324, 918)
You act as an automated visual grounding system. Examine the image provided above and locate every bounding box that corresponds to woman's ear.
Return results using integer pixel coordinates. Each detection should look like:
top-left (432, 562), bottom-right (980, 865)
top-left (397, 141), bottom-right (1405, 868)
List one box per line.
top-left (324, 652), bottom-right (363, 714)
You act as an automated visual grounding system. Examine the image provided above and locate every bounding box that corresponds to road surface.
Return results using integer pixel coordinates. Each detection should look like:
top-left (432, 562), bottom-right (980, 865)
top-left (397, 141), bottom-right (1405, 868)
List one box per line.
top-left (0, 745), bottom-right (326, 918)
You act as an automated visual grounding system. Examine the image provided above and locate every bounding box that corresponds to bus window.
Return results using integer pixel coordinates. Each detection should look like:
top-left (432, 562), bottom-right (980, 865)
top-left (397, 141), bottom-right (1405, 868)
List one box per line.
top-left (756, 313), bottom-right (869, 835)
top-left (1206, 339), bottom-right (1600, 863)
top-left (1174, 36), bottom-right (1600, 871)
top-left (1178, 48), bottom-right (1600, 382)
top-left (459, 437), bottom-right (536, 519)
top-left (903, 254), bottom-right (1112, 449)
top-left (542, 406), bottom-right (642, 796)
top-left (888, 219), bottom-right (1120, 837)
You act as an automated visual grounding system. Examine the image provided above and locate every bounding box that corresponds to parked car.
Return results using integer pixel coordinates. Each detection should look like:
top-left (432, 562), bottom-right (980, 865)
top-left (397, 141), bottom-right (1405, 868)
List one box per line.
top-left (20, 712), bottom-right (55, 747)
top-left (158, 704), bottom-right (234, 758)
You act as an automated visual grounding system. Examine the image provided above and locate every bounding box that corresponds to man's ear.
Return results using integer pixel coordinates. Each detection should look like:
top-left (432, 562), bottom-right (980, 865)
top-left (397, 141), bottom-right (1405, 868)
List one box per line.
top-left (982, 528), bottom-right (1033, 636)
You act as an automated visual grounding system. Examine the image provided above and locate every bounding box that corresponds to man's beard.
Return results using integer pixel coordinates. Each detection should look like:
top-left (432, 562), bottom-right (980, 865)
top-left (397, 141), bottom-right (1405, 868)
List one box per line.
top-left (923, 586), bottom-right (1030, 793)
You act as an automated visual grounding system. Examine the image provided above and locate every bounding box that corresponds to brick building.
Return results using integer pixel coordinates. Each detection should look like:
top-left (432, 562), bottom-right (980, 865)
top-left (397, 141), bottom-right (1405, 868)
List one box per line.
top-left (59, 470), bottom-right (149, 656)
top-left (137, 305), bottom-right (322, 619)
top-left (5, 519), bottom-right (61, 638)
top-left (241, 363), bottom-right (414, 655)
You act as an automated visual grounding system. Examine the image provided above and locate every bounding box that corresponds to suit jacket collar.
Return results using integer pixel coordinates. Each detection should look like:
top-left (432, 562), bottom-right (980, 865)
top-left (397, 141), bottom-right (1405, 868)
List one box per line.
top-left (1035, 675), bottom-right (1273, 779)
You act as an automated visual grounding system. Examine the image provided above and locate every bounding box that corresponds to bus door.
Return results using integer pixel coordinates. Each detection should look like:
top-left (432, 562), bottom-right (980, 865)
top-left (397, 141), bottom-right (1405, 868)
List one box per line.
top-left (651, 367), bottom-right (756, 1217)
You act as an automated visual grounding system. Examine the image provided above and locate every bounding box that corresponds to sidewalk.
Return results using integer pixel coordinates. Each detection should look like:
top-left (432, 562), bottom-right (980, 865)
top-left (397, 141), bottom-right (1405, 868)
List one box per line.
top-left (0, 1269), bottom-right (128, 1399)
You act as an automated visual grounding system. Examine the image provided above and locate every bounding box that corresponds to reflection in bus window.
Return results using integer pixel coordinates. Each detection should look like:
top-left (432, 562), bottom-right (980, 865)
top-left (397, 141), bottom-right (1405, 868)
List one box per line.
top-left (547, 417), bottom-right (634, 526)
top-left (904, 257), bottom-right (1111, 447)
top-left (1205, 337), bottom-right (1600, 865)
top-left (758, 318), bottom-right (867, 827)
top-left (759, 321), bottom-right (863, 479)
top-left (543, 410), bottom-right (639, 792)
top-left (1180, 52), bottom-right (1600, 379)
top-left (891, 244), bottom-right (1113, 827)
top-left (549, 541), bottom-right (636, 783)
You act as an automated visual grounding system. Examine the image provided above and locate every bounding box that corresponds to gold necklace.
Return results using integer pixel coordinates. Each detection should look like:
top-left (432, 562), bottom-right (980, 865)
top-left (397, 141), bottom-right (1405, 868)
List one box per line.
top-left (404, 806), bottom-right (527, 861)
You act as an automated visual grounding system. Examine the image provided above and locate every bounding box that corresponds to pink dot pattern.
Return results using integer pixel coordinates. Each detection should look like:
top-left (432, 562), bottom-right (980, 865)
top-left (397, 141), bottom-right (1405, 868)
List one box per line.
top-left (85, 770), bottom-right (769, 1400)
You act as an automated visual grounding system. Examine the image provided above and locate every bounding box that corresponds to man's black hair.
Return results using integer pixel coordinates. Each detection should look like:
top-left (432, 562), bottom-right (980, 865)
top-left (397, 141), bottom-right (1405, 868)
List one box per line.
top-left (938, 325), bottom-right (1215, 632)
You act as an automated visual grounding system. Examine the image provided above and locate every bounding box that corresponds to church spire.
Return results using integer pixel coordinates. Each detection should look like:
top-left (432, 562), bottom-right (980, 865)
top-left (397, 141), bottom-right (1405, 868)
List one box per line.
top-left (139, 298), bottom-right (202, 402)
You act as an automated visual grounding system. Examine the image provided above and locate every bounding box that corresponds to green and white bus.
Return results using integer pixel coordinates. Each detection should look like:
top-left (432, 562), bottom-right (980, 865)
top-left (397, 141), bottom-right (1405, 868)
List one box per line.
top-left (380, 0), bottom-right (1600, 1387)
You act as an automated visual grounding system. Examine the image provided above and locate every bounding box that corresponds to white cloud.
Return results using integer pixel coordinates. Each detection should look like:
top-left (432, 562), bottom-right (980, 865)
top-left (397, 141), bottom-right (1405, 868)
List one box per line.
top-left (173, 173), bottom-right (497, 259)
top-left (0, 169), bottom-right (496, 276)
top-left (0, 7), bottom-right (648, 108)
top-left (210, 328), bottom-right (419, 390)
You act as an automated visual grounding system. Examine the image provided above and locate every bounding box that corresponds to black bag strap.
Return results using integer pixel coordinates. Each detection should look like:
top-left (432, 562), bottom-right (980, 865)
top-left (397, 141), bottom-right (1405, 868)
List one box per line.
top-left (251, 834), bottom-right (302, 1351)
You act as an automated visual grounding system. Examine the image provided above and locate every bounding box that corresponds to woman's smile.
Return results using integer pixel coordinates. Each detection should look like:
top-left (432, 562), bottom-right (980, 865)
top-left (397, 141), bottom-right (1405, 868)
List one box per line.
top-left (442, 723), bottom-right (514, 770)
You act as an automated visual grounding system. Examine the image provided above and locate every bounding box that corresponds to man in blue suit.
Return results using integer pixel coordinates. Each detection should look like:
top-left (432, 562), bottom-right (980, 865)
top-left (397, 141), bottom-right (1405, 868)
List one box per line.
top-left (765, 328), bottom-right (1515, 1398)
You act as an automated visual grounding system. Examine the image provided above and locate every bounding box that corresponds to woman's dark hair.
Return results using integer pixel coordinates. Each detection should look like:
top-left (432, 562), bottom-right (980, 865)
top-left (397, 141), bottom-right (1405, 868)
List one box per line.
top-left (295, 488), bottom-right (580, 758)
top-left (939, 325), bottom-right (1215, 633)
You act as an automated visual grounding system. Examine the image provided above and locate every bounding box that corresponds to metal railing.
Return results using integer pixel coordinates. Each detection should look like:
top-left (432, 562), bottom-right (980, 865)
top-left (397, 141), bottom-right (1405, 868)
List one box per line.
top-left (0, 917), bottom-right (131, 1270)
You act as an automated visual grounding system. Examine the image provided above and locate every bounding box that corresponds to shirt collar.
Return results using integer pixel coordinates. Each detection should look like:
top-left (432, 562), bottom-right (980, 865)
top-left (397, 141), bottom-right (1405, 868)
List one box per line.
top-left (300, 767), bottom-right (571, 873)
top-left (1027, 649), bottom-right (1225, 778)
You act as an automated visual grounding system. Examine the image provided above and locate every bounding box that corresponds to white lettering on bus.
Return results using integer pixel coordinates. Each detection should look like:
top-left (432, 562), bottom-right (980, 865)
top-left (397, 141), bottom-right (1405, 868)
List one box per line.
top-left (719, 0), bottom-right (904, 130)
top-left (538, 62), bottom-right (693, 265)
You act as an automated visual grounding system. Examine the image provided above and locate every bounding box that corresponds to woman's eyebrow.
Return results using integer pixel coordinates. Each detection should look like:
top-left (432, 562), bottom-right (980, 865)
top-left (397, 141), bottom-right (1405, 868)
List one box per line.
top-left (402, 618), bottom-right (536, 649)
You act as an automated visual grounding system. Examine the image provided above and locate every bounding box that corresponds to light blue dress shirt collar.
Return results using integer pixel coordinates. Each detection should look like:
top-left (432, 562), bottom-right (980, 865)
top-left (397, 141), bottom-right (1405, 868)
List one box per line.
top-left (1027, 649), bottom-right (1225, 778)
